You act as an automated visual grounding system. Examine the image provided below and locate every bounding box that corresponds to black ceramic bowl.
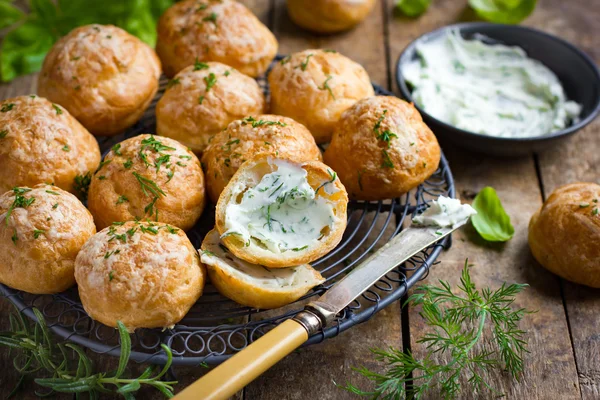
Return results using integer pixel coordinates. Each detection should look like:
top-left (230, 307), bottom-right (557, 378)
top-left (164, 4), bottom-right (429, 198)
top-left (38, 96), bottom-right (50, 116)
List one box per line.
top-left (396, 22), bottom-right (600, 157)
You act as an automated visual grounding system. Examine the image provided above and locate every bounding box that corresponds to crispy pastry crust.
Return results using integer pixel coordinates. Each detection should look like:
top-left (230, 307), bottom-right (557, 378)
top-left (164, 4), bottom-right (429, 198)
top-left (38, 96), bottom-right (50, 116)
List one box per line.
top-left (529, 182), bottom-right (600, 288)
top-left (156, 62), bottom-right (266, 154)
top-left (0, 185), bottom-right (96, 294)
top-left (268, 49), bottom-right (374, 143)
top-left (87, 134), bottom-right (205, 231)
top-left (156, 0), bottom-right (278, 78)
top-left (38, 24), bottom-right (161, 136)
top-left (286, 0), bottom-right (376, 33)
top-left (0, 96), bottom-right (100, 195)
top-left (75, 221), bottom-right (205, 331)
top-left (323, 96), bottom-right (441, 200)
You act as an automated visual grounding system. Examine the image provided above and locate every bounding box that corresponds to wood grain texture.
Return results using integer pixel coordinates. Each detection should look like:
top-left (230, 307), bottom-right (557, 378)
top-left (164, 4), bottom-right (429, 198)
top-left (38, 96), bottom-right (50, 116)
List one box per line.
top-left (533, 2), bottom-right (600, 399)
top-left (386, 0), bottom-right (581, 397)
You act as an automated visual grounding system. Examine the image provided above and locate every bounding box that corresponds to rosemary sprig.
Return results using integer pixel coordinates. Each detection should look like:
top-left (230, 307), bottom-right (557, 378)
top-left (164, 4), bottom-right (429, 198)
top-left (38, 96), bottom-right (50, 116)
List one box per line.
top-left (342, 260), bottom-right (531, 399)
top-left (0, 307), bottom-right (177, 398)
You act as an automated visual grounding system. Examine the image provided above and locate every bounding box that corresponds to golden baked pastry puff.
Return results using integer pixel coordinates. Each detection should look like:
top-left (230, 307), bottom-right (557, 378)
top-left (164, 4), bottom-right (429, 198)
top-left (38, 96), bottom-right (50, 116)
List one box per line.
top-left (324, 96), bottom-right (441, 200)
top-left (529, 182), bottom-right (600, 288)
top-left (75, 221), bottom-right (205, 331)
top-left (156, 61), bottom-right (266, 154)
top-left (38, 24), bottom-right (161, 136)
top-left (287, 0), bottom-right (377, 33)
top-left (268, 49), bottom-right (374, 143)
top-left (156, 0), bottom-right (278, 78)
top-left (215, 156), bottom-right (348, 268)
top-left (0, 185), bottom-right (96, 294)
top-left (201, 114), bottom-right (322, 204)
top-left (87, 134), bottom-right (205, 231)
top-left (0, 96), bottom-right (100, 195)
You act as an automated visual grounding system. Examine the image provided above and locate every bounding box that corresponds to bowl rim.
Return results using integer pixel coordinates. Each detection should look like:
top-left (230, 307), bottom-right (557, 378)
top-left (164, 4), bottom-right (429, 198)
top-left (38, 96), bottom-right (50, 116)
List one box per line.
top-left (395, 22), bottom-right (600, 144)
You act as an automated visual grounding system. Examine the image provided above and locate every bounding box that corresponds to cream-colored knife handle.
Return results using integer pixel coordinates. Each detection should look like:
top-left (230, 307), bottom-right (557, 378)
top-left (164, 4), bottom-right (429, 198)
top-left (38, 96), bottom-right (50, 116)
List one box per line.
top-left (173, 312), bottom-right (320, 400)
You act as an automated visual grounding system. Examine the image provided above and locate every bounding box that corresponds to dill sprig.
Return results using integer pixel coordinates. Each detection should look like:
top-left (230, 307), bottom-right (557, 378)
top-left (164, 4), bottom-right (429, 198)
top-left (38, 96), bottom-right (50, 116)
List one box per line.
top-left (132, 172), bottom-right (166, 199)
top-left (0, 307), bottom-right (177, 398)
top-left (342, 260), bottom-right (531, 399)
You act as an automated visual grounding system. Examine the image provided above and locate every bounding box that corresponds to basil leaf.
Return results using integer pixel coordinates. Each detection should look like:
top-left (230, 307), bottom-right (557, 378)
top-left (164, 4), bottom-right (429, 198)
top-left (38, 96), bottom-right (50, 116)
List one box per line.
top-left (395, 0), bottom-right (431, 17)
top-left (469, 0), bottom-right (537, 24)
top-left (0, 2), bottom-right (24, 30)
top-left (471, 186), bottom-right (514, 242)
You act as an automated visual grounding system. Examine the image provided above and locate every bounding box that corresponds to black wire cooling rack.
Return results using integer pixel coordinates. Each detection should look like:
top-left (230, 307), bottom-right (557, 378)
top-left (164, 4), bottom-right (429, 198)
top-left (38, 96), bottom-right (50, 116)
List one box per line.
top-left (0, 58), bottom-right (455, 366)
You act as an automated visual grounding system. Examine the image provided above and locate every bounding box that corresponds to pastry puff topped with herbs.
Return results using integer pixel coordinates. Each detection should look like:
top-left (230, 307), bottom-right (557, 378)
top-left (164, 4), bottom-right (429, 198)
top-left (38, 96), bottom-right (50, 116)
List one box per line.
top-left (38, 24), bottom-right (161, 136)
top-left (87, 134), bottom-right (205, 231)
top-left (75, 221), bottom-right (205, 332)
top-left (324, 96), bottom-right (441, 200)
top-left (156, 0), bottom-right (278, 78)
top-left (215, 156), bottom-right (348, 268)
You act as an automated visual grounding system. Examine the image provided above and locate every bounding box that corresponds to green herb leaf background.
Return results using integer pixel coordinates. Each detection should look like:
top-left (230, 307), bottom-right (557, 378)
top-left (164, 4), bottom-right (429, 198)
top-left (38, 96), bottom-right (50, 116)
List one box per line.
top-left (0, 0), bottom-right (175, 82)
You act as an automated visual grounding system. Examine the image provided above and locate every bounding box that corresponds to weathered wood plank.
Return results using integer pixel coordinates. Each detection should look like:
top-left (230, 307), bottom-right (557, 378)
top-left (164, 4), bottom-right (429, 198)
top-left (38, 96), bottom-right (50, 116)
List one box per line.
top-left (533, 1), bottom-right (600, 398)
top-left (386, 0), bottom-right (581, 398)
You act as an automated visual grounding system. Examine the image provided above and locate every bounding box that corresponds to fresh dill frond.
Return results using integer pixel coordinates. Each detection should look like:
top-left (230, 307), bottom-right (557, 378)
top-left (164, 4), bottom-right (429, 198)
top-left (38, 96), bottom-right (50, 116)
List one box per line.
top-left (342, 260), bottom-right (531, 399)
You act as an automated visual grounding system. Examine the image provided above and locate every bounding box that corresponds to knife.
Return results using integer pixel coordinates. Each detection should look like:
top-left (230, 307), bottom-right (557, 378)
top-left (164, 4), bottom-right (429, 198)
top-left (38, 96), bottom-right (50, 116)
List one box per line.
top-left (174, 221), bottom-right (467, 400)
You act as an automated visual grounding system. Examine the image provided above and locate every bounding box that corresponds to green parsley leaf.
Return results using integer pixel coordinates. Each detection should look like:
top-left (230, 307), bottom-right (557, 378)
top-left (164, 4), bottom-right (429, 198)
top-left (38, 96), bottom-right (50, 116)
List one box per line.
top-left (52, 104), bottom-right (62, 115)
top-left (471, 186), bottom-right (514, 242)
top-left (193, 58), bottom-right (209, 70)
top-left (112, 143), bottom-right (122, 155)
top-left (202, 12), bottom-right (217, 25)
top-left (204, 72), bottom-right (217, 92)
top-left (395, 0), bottom-right (431, 17)
top-left (1, 103), bottom-right (15, 112)
top-left (116, 195), bottom-right (128, 205)
top-left (166, 77), bottom-right (180, 88)
top-left (33, 229), bottom-right (45, 239)
top-left (62, 144), bottom-right (70, 152)
top-left (0, 130), bottom-right (8, 139)
top-left (469, 0), bottom-right (537, 24)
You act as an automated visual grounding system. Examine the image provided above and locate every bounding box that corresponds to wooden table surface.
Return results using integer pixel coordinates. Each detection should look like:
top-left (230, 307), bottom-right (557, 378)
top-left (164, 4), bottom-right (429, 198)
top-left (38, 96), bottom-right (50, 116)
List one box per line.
top-left (1, 0), bottom-right (599, 398)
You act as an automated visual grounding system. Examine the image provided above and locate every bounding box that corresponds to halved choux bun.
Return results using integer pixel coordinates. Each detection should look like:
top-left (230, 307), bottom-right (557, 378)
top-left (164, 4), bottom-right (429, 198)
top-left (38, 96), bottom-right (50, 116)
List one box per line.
top-left (287, 0), bottom-right (376, 33)
top-left (268, 49), bottom-right (374, 143)
top-left (0, 185), bottom-right (96, 294)
top-left (0, 96), bottom-right (100, 195)
top-left (529, 183), bottom-right (600, 288)
top-left (156, 0), bottom-right (278, 78)
top-left (201, 115), bottom-right (322, 204)
top-left (156, 62), bottom-right (266, 154)
top-left (75, 221), bottom-right (205, 331)
top-left (215, 156), bottom-right (348, 268)
top-left (38, 24), bottom-right (161, 136)
top-left (324, 96), bottom-right (441, 200)
top-left (87, 134), bottom-right (205, 231)
top-left (201, 229), bottom-right (325, 309)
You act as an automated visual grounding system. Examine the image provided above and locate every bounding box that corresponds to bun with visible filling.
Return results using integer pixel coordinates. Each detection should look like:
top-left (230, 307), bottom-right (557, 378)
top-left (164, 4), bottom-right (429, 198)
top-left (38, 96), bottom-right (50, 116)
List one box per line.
top-left (0, 185), bottom-right (96, 294)
top-left (268, 49), bottom-right (374, 143)
top-left (38, 24), bottom-right (161, 136)
top-left (87, 134), bottom-right (205, 231)
top-left (324, 96), bottom-right (441, 200)
top-left (0, 96), bottom-right (100, 195)
top-left (156, 61), bottom-right (266, 154)
top-left (201, 114), bottom-right (322, 204)
top-left (529, 182), bottom-right (600, 288)
top-left (156, 0), bottom-right (278, 78)
top-left (215, 156), bottom-right (348, 268)
top-left (75, 221), bottom-right (205, 331)
top-left (200, 229), bottom-right (325, 309)
top-left (287, 0), bottom-right (376, 33)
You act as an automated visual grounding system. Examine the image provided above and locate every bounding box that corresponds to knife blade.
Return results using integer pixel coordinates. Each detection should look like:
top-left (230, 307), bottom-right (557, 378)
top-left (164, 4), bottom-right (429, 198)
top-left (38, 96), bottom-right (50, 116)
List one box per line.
top-left (306, 222), bottom-right (464, 326)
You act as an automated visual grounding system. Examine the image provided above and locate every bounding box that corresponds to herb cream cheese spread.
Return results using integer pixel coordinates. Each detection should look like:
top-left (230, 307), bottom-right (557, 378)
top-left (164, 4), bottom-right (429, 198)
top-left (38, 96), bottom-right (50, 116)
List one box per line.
top-left (413, 196), bottom-right (477, 228)
top-left (223, 159), bottom-right (337, 253)
top-left (403, 29), bottom-right (582, 138)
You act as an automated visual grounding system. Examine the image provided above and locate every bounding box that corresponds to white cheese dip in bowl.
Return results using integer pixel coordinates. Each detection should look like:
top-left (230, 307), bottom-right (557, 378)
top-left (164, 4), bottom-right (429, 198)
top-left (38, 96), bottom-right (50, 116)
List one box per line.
top-left (396, 23), bottom-right (600, 156)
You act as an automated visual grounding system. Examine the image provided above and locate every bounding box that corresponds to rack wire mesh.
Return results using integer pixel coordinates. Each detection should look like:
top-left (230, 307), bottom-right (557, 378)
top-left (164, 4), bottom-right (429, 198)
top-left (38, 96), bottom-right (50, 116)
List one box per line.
top-left (0, 58), bottom-right (455, 366)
